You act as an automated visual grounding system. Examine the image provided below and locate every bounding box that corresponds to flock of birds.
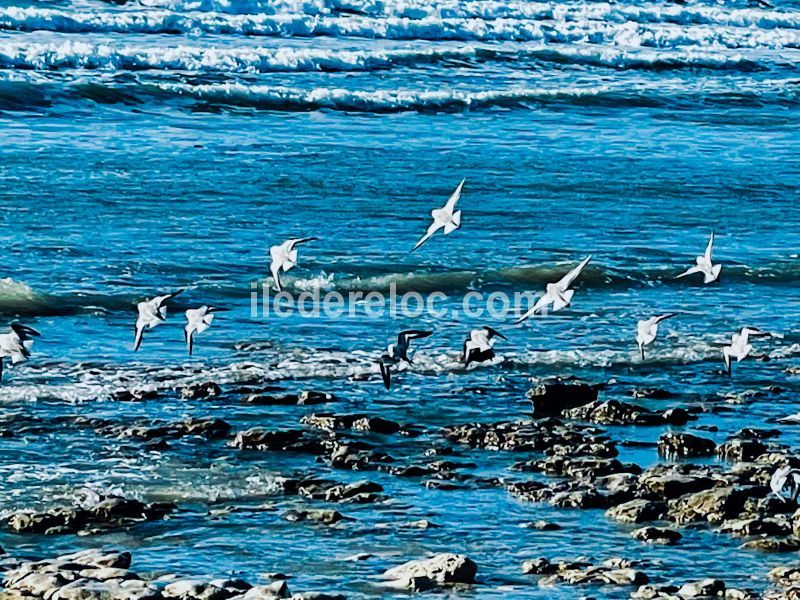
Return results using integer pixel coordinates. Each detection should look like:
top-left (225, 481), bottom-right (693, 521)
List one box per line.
top-left (0, 181), bottom-right (779, 384)
top-left (1, 180), bottom-right (799, 501)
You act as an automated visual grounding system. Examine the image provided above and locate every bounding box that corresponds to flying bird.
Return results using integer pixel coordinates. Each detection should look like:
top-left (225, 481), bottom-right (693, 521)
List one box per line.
top-left (636, 314), bottom-right (676, 360)
top-left (184, 305), bottom-right (228, 355)
top-left (677, 232), bottom-right (721, 284)
top-left (377, 330), bottom-right (433, 390)
top-left (770, 465), bottom-right (800, 503)
top-left (463, 326), bottom-right (507, 368)
top-left (412, 179), bottom-right (465, 251)
top-left (515, 256), bottom-right (592, 324)
top-left (270, 237), bottom-right (318, 292)
top-left (134, 290), bottom-right (183, 351)
top-left (721, 326), bottom-right (770, 375)
top-left (0, 324), bottom-right (40, 382)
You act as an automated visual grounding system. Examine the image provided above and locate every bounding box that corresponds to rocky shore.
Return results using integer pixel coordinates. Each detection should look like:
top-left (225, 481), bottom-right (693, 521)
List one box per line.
top-left (2, 377), bottom-right (800, 598)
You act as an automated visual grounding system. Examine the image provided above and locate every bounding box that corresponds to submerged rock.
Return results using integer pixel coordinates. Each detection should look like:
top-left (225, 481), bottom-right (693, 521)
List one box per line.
top-left (178, 382), bottom-right (222, 399)
top-left (300, 413), bottom-right (401, 435)
top-left (381, 553), bottom-right (477, 589)
top-left (5, 495), bottom-right (175, 535)
top-left (631, 526), bottom-right (682, 545)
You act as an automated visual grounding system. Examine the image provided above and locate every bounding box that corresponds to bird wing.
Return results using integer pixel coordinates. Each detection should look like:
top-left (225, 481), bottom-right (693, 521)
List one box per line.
top-left (187, 328), bottom-right (195, 356)
top-left (378, 361), bottom-right (391, 390)
top-left (485, 326), bottom-right (507, 340)
top-left (655, 313), bottom-right (677, 324)
top-left (443, 179), bottom-right (466, 212)
top-left (412, 222), bottom-right (441, 252)
top-left (158, 289), bottom-right (183, 308)
top-left (704, 231), bottom-right (715, 262)
top-left (514, 294), bottom-right (551, 324)
top-left (10, 324), bottom-right (40, 340)
top-left (557, 255), bottom-right (592, 290)
top-left (286, 237), bottom-right (319, 251)
top-left (676, 265), bottom-right (702, 279)
top-left (133, 321), bottom-right (145, 351)
top-left (270, 261), bottom-right (283, 292)
top-left (399, 330), bottom-right (433, 346)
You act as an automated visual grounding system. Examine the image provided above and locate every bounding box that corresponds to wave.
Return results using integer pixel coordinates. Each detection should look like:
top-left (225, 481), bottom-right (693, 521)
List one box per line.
top-left (2, 7), bottom-right (800, 52)
top-left (2, 260), bottom-right (800, 318)
top-left (0, 41), bottom-right (770, 75)
top-left (0, 41), bottom-right (484, 74)
top-left (3, 333), bottom-right (796, 404)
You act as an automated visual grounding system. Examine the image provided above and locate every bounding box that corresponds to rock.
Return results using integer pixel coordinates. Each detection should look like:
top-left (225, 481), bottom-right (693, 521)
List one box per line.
top-left (238, 581), bottom-right (289, 599)
top-left (298, 480), bottom-right (383, 504)
top-left (163, 580), bottom-right (233, 600)
top-left (521, 521), bottom-right (562, 531)
top-left (631, 388), bottom-right (675, 399)
top-left (230, 429), bottom-right (325, 454)
top-left (631, 526), bottom-right (682, 545)
top-left (717, 438), bottom-right (767, 463)
top-left (563, 400), bottom-right (671, 426)
top-left (770, 566), bottom-right (800, 586)
top-left (381, 553), bottom-right (477, 588)
top-left (740, 537), bottom-right (800, 552)
top-left (658, 433), bottom-right (716, 458)
top-left (527, 380), bottom-right (598, 417)
top-left (669, 486), bottom-right (756, 525)
top-left (282, 509), bottom-right (347, 526)
top-left (288, 594), bottom-right (345, 600)
top-left (719, 517), bottom-right (789, 538)
top-left (677, 578), bottom-right (725, 598)
top-left (179, 382), bottom-right (221, 399)
top-left (110, 389), bottom-right (158, 402)
top-left (4, 496), bottom-right (174, 535)
top-left (522, 558), bottom-right (560, 575)
top-left (639, 470), bottom-right (718, 500)
top-left (606, 499), bottom-right (667, 524)
top-left (300, 413), bottom-right (400, 435)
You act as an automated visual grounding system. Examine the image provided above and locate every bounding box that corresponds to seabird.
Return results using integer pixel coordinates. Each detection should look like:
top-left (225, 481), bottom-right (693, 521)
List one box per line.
top-left (377, 330), bottom-right (433, 390)
top-left (515, 256), bottom-right (592, 324)
top-left (677, 232), bottom-right (721, 283)
top-left (463, 326), bottom-right (507, 368)
top-left (0, 324), bottom-right (40, 382)
top-left (412, 179), bottom-right (465, 252)
top-left (721, 326), bottom-right (770, 375)
top-left (269, 237), bottom-right (318, 292)
top-left (770, 465), bottom-right (800, 503)
top-left (636, 314), bottom-right (676, 360)
top-left (134, 290), bottom-right (183, 351)
top-left (184, 305), bottom-right (228, 355)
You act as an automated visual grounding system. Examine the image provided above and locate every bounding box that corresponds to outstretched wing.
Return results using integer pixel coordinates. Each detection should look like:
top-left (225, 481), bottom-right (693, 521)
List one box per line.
top-left (133, 322), bottom-right (145, 352)
top-left (10, 324), bottom-right (40, 340)
top-left (412, 222), bottom-right (440, 252)
top-left (378, 361), bottom-right (391, 390)
top-left (514, 294), bottom-right (550, 324)
top-left (399, 330), bottom-right (433, 346)
top-left (676, 266), bottom-right (702, 279)
top-left (158, 289), bottom-right (183, 308)
top-left (443, 179), bottom-right (466, 212)
top-left (655, 313), bottom-right (677, 324)
top-left (704, 231), bottom-right (715, 262)
top-left (287, 237), bottom-right (319, 251)
top-left (557, 255), bottom-right (592, 290)
top-left (485, 326), bottom-right (507, 340)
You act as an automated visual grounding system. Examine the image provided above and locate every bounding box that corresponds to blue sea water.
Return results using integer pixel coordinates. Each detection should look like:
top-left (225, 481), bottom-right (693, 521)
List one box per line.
top-left (1, 0), bottom-right (800, 597)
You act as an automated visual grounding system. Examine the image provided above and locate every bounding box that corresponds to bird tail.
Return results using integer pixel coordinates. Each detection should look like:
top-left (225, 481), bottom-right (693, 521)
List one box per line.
top-left (444, 211), bottom-right (461, 234)
top-left (553, 290), bottom-right (574, 312)
top-left (705, 264), bottom-right (722, 283)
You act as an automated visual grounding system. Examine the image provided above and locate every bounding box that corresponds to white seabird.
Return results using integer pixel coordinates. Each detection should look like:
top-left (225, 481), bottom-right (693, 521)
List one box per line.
top-left (677, 232), bottom-right (722, 283)
top-left (636, 313), bottom-right (676, 360)
top-left (515, 255), bottom-right (592, 324)
top-left (378, 329), bottom-right (433, 390)
top-left (721, 326), bottom-right (770, 375)
top-left (269, 237), bottom-right (318, 292)
top-left (412, 179), bottom-right (465, 252)
top-left (0, 324), bottom-right (40, 382)
top-left (184, 305), bottom-right (228, 355)
top-left (463, 326), bottom-right (507, 368)
top-left (134, 290), bottom-right (183, 351)
top-left (770, 465), bottom-right (800, 503)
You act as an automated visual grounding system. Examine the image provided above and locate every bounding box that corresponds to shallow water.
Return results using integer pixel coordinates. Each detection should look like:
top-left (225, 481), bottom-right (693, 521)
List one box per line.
top-left (1, 0), bottom-right (800, 597)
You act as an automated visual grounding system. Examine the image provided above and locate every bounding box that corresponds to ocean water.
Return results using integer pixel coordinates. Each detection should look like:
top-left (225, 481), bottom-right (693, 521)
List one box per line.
top-left (1, 0), bottom-right (800, 597)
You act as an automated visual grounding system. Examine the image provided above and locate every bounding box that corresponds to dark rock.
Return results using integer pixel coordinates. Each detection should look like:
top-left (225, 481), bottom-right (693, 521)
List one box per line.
top-left (230, 429), bottom-right (325, 454)
top-left (300, 413), bottom-right (401, 435)
top-left (740, 537), bottom-right (800, 552)
top-left (282, 509), bottom-right (347, 525)
top-left (606, 499), bottom-right (667, 524)
top-left (669, 486), bottom-right (756, 525)
top-left (717, 438), bottom-right (767, 463)
top-left (657, 432), bottom-right (716, 458)
top-left (178, 382), bottom-right (221, 399)
top-left (677, 579), bottom-right (726, 598)
top-left (631, 526), bottom-right (682, 545)
top-left (527, 380), bottom-right (598, 417)
top-left (110, 389), bottom-right (158, 402)
top-left (631, 388), bottom-right (675, 400)
top-left (381, 553), bottom-right (477, 588)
